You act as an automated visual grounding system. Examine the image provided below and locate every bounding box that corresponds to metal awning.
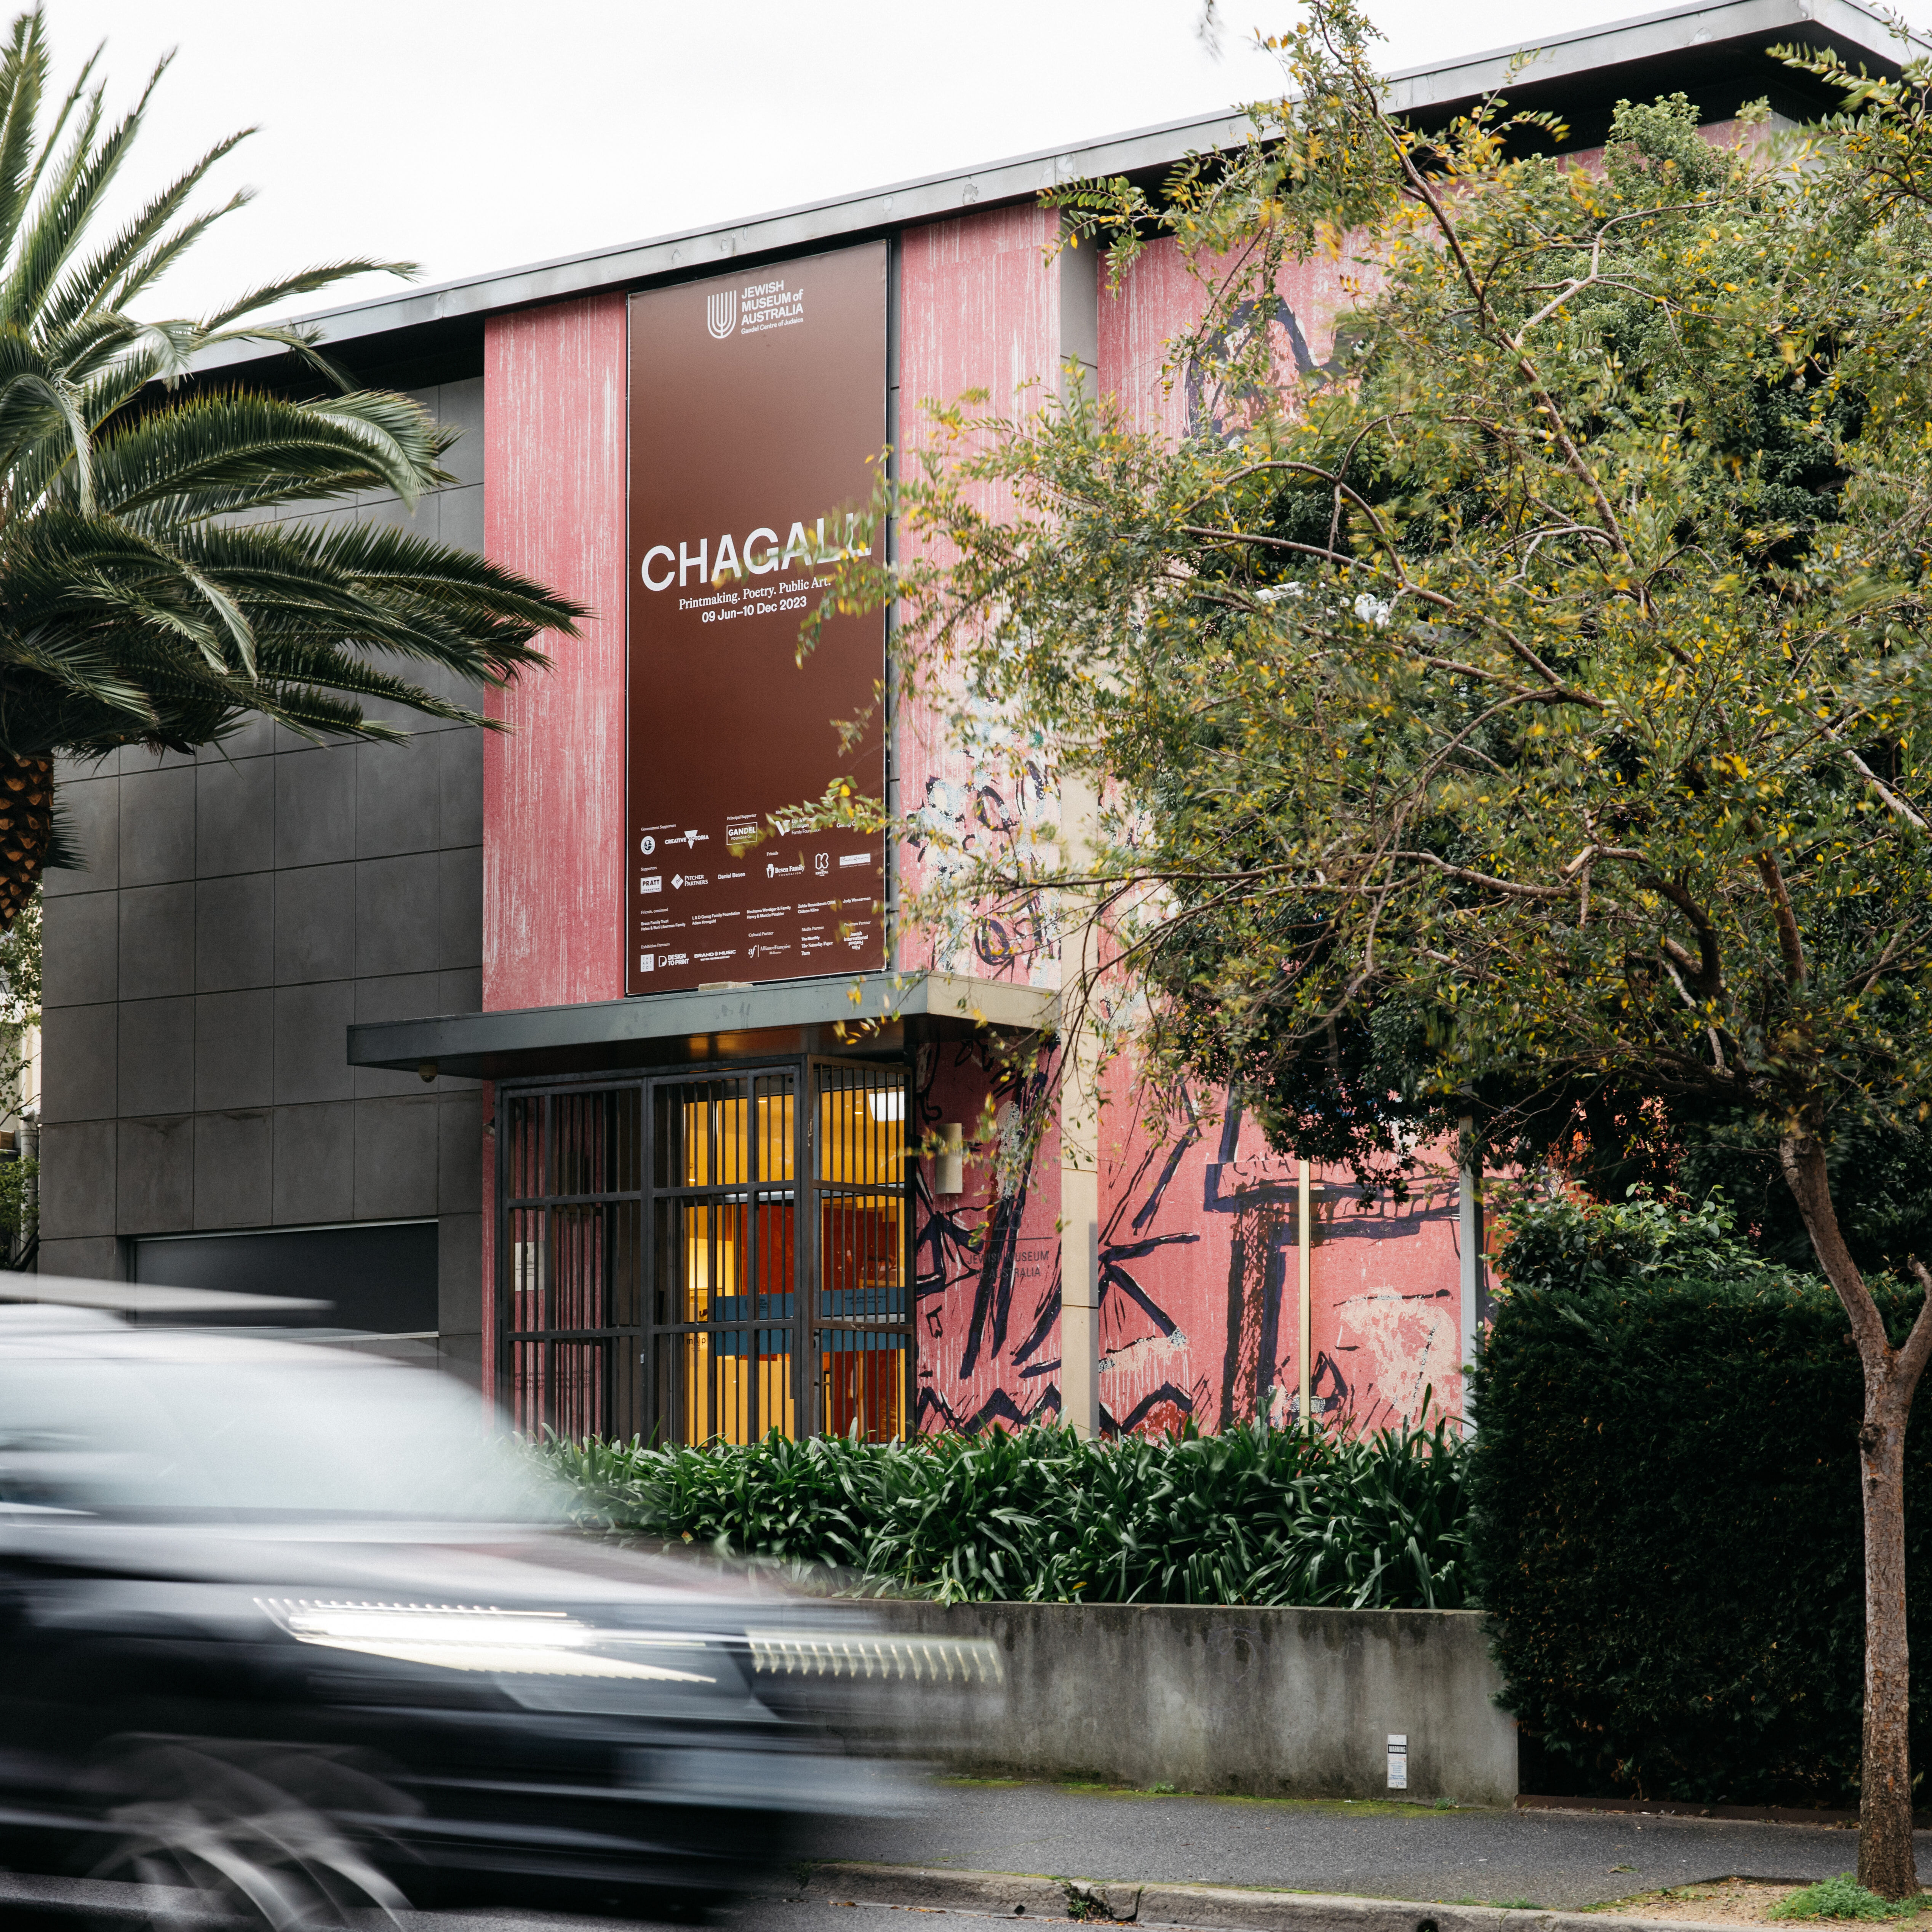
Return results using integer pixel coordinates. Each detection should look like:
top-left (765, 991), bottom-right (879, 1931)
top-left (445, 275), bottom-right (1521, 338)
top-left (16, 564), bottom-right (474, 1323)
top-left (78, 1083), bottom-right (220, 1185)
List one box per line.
top-left (345, 971), bottom-right (1057, 1081)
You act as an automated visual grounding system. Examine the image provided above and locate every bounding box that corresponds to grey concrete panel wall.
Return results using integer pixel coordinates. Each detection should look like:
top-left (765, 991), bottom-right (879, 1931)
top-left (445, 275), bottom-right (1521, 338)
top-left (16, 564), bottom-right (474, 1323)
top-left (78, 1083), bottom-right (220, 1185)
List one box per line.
top-left (38, 381), bottom-right (491, 1383)
top-left (858, 1602), bottom-right (1518, 1806)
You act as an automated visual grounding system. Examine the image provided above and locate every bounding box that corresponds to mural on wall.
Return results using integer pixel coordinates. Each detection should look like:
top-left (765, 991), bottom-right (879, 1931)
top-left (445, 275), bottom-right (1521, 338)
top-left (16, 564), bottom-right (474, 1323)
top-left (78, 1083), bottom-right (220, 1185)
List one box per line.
top-left (911, 1035), bottom-right (1470, 1440)
top-left (896, 212), bottom-right (1473, 1440)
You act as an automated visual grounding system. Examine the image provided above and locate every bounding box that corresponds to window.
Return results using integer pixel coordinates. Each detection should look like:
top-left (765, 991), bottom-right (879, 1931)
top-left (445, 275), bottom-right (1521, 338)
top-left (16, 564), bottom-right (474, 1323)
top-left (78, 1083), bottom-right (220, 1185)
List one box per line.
top-left (497, 1061), bottom-right (908, 1444)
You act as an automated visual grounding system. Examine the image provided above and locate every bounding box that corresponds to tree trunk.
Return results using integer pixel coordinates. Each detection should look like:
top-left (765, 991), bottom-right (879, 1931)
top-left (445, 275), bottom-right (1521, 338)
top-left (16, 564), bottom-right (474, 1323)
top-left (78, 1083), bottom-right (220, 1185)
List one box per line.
top-left (0, 752), bottom-right (51, 929)
top-left (1858, 1385), bottom-right (1919, 1895)
top-left (1782, 1134), bottom-right (1932, 1899)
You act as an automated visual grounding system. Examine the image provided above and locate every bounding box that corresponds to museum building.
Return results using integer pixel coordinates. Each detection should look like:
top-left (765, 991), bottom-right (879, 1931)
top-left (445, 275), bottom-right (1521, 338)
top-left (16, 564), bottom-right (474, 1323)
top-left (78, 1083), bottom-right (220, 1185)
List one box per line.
top-left (36, 0), bottom-right (1898, 1441)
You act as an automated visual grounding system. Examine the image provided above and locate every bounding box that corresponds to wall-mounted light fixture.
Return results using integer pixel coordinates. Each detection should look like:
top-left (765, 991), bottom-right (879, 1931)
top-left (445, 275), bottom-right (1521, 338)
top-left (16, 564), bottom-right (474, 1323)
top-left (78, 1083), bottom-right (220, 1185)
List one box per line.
top-left (936, 1123), bottom-right (964, 1197)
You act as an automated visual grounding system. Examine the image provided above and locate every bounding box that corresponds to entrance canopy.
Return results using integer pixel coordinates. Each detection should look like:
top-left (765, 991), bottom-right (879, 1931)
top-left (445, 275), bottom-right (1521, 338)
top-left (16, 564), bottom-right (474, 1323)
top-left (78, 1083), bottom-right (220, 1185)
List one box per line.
top-left (346, 971), bottom-right (1056, 1082)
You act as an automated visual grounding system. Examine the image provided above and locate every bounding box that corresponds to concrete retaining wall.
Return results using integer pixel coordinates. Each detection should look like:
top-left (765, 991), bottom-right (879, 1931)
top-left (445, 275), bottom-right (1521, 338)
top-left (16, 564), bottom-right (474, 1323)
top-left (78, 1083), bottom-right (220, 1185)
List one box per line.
top-left (858, 1601), bottom-right (1517, 1806)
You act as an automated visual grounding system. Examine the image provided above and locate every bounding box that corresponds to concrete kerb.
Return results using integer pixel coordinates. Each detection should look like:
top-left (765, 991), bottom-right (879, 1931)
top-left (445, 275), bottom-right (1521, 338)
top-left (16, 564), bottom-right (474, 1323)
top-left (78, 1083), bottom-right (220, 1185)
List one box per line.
top-left (800, 1860), bottom-right (1743, 1932)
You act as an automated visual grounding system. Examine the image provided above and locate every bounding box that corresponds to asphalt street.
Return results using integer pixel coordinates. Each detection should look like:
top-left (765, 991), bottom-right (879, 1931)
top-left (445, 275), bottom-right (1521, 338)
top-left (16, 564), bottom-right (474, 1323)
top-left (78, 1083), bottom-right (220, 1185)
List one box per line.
top-left (5, 1779), bottom-right (1924, 1929)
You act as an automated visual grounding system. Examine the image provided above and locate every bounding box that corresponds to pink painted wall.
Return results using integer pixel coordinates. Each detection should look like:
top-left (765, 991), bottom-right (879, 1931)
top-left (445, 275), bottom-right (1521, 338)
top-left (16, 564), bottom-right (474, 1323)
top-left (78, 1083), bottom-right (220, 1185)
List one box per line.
top-left (467, 221), bottom-right (1476, 1439)
top-left (896, 205), bottom-right (1067, 989)
top-left (913, 1052), bottom-right (1470, 1439)
top-left (1099, 236), bottom-right (1362, 444)
top-left (482, 293), bottom-right (629, 1016)
top-left (480, 293), bottom-right (629, 1369)
top-left (902, 212), bottom-right (1471, 1439)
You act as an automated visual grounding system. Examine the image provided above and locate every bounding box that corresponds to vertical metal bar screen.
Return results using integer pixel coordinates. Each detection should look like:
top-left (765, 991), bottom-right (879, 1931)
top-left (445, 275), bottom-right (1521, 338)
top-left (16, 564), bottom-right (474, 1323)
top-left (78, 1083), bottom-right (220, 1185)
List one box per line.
top-left (500, 1083), bottom-right (644, 1439)
top-left (500, 1059), bottom-right (909, 1443)
top-left (810, 1062), bottom-right (911, 1442)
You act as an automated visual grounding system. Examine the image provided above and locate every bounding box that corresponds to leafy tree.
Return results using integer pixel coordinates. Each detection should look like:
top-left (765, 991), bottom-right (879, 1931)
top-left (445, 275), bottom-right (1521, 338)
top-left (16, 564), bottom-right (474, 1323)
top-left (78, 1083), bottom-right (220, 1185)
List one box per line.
top-left (0, 9), bottom-right (580, 921)
top-left (812, 5), bottom-right (1932, 1891)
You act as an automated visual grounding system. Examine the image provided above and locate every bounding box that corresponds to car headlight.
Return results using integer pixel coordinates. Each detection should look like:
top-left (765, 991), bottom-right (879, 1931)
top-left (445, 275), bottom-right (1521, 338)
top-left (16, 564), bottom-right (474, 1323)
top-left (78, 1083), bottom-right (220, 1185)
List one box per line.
top-left (748, 1630), bottom-right (1003, 1684)
top-left (257, 1599), bottom-right (717, 1682)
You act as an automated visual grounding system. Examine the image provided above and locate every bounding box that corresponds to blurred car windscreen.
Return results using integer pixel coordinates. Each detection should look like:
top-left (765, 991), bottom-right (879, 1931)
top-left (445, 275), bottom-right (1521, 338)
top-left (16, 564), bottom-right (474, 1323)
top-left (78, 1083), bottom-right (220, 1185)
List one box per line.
top-left (0, 1347), bottom-right (571, 1521)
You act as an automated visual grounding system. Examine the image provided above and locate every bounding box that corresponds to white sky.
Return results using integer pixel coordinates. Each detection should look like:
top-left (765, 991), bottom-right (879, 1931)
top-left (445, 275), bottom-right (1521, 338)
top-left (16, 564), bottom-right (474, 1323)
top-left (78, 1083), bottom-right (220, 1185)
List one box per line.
top-left (35, 0), bottom-right (1932, 325)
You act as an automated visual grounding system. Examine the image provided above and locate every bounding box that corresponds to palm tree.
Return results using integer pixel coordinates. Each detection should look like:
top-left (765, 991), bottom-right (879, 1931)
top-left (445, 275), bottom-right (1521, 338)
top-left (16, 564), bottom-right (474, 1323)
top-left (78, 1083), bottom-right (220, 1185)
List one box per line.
top-left (0, 8), bottom-right (582, 926)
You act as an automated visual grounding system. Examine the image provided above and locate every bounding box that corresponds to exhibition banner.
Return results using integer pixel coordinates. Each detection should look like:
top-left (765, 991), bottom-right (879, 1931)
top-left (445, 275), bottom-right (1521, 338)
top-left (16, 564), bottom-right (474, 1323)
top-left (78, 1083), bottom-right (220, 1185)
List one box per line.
top-left (626, 241), bottom-right (888, 996)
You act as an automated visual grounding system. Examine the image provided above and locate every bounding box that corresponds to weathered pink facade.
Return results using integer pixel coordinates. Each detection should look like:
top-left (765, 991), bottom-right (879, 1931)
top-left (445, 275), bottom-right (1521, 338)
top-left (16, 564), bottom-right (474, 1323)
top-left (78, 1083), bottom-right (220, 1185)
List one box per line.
top-left (482, 293), bottom-right (630, 1016)
top-left (885, 214), bottom-right (1471, 1438)
top-left (470, 210), bottom-right (1475, 1439)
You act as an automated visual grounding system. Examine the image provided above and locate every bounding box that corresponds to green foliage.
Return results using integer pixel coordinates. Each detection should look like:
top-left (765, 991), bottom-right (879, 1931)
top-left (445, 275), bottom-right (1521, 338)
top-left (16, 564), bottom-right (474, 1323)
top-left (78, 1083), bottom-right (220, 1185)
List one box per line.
top-left (0, 1151), bottom-right (34, 1241)
top-left (1492, 1185), bottom-right (1790, 1295)
top-left (541, 1417), bottom-right (1470, 1609)
top-left (1771, 1875), bottom-right (1926, 1920)
top-left (0, 884), bottom-right (40, 1024)
top-left (1674, 1117), bottom-right (1932, 1279)
top-left (805, 0), bottom-right (1932, 1254)
top-left (1468, 1274), bottom-right (1932, 1804)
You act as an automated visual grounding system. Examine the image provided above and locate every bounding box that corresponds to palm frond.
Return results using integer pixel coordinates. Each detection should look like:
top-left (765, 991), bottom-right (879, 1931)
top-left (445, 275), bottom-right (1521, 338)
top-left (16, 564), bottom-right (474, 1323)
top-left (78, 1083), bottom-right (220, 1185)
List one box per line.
top-left (202, 258), bottom-right (414, 333)
top-left (0, 11), bottom-right (46, 273)
top-left (41, 129), bottom-right (251, 337)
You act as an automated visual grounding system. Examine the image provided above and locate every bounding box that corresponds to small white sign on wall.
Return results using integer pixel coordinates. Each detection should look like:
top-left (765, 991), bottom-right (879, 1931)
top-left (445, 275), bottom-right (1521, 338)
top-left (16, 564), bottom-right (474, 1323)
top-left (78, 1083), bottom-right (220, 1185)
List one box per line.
top-left (1387, 1733), bottom-right (1409, 1790)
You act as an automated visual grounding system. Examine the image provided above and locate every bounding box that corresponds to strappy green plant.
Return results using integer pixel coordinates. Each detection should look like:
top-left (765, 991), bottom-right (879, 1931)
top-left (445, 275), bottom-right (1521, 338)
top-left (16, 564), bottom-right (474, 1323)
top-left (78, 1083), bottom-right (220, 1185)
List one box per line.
top-left (539, 1409), bottom-right (1471, 1611)
top-left (0, 7), bottom-right (581, 923)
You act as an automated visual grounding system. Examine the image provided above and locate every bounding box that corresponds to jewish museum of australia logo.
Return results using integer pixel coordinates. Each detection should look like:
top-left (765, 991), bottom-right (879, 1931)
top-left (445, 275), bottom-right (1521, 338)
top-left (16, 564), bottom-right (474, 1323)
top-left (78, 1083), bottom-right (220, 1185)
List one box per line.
top-left (706, 290), bottom-right (737, 340)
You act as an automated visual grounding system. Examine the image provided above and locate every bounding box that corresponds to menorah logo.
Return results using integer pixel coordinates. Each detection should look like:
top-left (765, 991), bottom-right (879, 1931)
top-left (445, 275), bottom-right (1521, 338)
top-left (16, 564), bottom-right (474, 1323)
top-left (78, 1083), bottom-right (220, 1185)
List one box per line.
top-left (706, 290), bottom-right (737, 340)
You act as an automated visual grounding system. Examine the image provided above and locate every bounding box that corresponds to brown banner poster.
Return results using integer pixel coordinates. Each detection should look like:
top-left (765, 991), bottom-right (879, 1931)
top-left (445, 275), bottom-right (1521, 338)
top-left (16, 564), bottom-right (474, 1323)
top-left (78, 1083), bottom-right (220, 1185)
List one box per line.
top-left (626, 241), bottom-right (888, 996)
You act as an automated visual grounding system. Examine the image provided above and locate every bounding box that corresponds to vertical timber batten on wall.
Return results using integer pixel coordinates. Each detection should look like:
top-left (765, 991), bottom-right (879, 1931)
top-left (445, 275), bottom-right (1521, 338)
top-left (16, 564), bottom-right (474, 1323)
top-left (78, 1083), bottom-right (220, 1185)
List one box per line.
top-left (1056, 222), bottom-right (1102, 1436)
top-left (481, 292), bottom-right (629, 1390)
top-left (483, 294), bottom-right (629, 1017)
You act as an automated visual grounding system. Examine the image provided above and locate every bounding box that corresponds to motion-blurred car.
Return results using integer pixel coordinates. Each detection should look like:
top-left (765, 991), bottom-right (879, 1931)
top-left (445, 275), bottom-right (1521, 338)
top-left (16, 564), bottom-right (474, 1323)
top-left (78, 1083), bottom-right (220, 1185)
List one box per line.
top-left (0, 1291), bottom-right (986, 1926)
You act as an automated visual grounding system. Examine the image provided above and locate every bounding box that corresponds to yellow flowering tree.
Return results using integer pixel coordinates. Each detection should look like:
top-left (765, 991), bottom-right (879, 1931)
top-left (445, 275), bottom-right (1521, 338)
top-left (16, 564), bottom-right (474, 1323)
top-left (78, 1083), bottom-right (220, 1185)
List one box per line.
top-left (810, 2), bottom-right (1932, 1890)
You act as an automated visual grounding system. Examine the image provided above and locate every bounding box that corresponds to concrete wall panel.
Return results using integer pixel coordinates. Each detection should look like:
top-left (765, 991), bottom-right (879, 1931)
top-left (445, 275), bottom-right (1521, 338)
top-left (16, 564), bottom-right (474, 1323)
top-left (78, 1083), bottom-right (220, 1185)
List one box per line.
top-left (46, 769), bottom-right (118, 895)
top-left (40, 1118), bottom-right (115, 1240)
top-left (41, 1006), bottom-right (115, 1123)
top-left (195, 873), bottom-right (274, 993)
top-left (118, 998), bottom-right (193, 1116)
top-left (118, 762), bottom-right (196, 886)
top-left (43, 891), bottom-right (117, 1008)
top-left (116, 1114), bottom-right (193, 1233)
top-left (864, 1601), bottom-right (1515, 1805)
top-left (274, 864), bottom-right (355, 984)
top-left (272, 1100), bottom-right (354, 1224)
top-left (119, 883), bottom-right (195, 1001)
top-left (194, 1108), bottom-right (273, 1229)
top-left (194, 990), bottom-right (273, 1110)
top-left (196, 758), bottom-right (275, 877)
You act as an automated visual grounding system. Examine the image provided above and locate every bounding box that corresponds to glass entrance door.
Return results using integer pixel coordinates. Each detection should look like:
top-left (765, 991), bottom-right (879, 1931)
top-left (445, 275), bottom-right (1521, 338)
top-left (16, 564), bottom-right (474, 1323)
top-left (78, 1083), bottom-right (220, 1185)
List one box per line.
top-left (649, 1069), bottom-right (799, 1444)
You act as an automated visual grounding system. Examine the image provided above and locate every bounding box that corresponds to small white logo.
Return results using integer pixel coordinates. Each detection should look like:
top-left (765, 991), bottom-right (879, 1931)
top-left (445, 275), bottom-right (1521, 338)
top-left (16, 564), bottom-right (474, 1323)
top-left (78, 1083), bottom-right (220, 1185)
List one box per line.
top-left (641, 875), bottom-right (662, 895)
top-left (638, 953), bottom-right (654, 973)
top-left (672, 874), bottom-right (684, 890)
top-left (707, 290), bottom-right (737, 340)
top-left (814, 852), bottom-right (830, 876)
top-left (639, 834), bottom-right (656, 856)
top-left (838, 852), bottom-right (869, 868)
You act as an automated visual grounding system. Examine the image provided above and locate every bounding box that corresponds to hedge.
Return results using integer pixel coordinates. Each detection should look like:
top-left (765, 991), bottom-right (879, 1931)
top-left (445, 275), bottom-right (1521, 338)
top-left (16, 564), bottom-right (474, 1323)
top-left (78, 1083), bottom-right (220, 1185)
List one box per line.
top-left (541, 1413), bottom-right (1469, 1608)
top-left (1468, 1272), bottom-right (1932, 1804)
